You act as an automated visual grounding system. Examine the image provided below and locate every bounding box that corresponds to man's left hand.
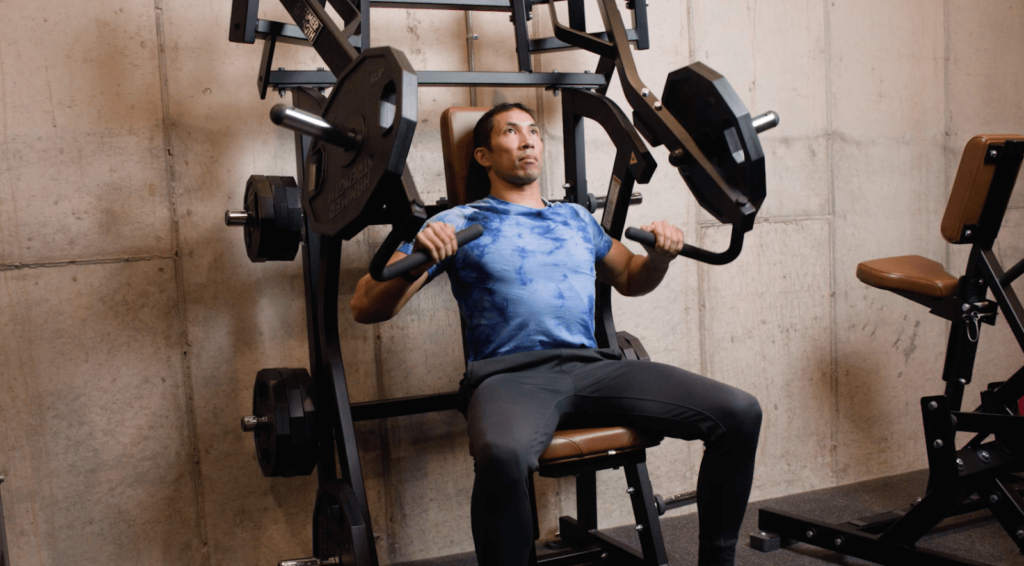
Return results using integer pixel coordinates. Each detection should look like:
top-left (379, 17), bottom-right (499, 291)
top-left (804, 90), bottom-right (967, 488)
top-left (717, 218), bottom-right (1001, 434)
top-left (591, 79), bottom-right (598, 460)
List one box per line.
top-left (639, 220), bottom-right (684, 266)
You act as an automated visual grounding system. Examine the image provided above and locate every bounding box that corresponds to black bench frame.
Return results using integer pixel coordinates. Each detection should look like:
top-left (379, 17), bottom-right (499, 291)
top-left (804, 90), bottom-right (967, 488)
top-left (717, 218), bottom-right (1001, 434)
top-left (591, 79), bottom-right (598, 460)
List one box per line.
top-left (754, 140), bottom-right (1024, 566)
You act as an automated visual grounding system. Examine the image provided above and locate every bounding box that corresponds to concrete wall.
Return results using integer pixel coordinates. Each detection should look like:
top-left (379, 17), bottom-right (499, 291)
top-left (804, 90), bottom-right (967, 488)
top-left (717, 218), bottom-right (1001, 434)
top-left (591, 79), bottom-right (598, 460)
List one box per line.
top-left (1, 0), bottom-right (1022, 564)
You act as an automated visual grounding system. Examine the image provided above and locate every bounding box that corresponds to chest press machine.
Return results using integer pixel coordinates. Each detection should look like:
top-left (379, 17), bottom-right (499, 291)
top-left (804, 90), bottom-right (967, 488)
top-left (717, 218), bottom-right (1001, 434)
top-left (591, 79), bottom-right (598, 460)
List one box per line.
top-left (753, 136), bottom-right (1024, 565)
top-left (224, 0), bottom-right (778, 564)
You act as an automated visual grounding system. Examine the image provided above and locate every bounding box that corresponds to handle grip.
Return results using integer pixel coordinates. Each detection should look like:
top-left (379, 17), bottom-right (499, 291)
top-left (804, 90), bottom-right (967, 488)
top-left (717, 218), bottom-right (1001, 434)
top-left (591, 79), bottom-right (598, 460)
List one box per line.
top-left (277, 558), bottom-right (338, 566)
top-left (374, 224), bottom-right (484, 282)
top-left (625, 224), bottom-right (745, 266)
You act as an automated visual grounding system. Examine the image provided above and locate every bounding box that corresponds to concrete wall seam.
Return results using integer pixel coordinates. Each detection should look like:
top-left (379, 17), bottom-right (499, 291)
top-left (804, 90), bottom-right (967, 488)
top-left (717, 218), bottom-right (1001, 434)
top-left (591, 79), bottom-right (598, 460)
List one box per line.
top-left (696, 214), bottom-right (835, 227)
top-left (691, 0), bottom-right (708, 384)
top-left (943, 0), bottom-right (952, 275)
top-left (824, 0), bottom-right (839, 487)
top-left (0, 253), bottom-right (177, 271)
top-left (152, 0), bottom-right (211, 561)
top-left (686, 0), bottom-right (695, 65)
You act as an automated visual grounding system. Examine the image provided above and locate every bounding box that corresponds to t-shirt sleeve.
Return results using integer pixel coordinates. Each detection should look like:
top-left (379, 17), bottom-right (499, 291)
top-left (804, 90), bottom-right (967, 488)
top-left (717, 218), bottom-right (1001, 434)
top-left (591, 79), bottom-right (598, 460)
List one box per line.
top-left (580, 208), bottom-right (613, 261)
top-left (395, 209), bottom-right (470, 283)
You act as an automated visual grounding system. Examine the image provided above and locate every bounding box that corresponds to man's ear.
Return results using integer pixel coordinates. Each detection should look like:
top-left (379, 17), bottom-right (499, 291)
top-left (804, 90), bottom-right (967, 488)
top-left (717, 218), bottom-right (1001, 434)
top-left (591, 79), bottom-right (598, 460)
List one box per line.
top-left (473, 147), bottom-right (491, 168)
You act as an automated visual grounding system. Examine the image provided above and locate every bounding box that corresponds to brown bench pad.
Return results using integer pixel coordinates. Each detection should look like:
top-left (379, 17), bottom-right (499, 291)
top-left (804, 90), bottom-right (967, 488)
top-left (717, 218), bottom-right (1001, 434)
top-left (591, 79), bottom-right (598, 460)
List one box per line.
top-left (540, 426), bottom-right (660, 464)
top-left (856, 255), bottom-right (958, 298)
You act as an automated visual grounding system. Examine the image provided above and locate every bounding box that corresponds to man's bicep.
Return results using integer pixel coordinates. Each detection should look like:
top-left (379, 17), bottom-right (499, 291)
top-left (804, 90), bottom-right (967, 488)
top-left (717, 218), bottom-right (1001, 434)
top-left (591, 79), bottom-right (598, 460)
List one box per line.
top-left (596, 239), bottom-right (634, 293)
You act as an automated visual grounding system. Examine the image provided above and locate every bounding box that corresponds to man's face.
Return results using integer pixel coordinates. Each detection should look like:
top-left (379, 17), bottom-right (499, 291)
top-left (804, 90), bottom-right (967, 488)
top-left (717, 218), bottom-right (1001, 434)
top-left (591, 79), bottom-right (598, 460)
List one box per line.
top-left (475, 108), bottom-right (544, 186)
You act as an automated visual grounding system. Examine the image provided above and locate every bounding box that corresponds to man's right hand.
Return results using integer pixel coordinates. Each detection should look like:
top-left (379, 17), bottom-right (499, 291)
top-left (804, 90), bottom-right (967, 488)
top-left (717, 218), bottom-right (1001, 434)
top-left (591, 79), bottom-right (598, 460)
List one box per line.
top-left (352, 222), bottom-right (462, 324)
top-left (408, 222), bottom-right (459, 277)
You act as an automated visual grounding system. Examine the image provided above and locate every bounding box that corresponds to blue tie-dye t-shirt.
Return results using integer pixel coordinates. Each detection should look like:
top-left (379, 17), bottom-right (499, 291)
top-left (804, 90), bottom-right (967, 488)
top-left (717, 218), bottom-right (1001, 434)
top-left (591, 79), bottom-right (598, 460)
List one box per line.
top-left (397, 196), bottom-right (613, 362)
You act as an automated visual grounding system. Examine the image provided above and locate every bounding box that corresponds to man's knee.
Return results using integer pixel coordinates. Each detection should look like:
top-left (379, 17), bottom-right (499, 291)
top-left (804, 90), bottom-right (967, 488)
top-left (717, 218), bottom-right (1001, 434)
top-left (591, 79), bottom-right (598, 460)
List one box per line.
top-left (721, 389), bottom-right (762, 441)
top-left (473, 440), bottom-right (534, 482)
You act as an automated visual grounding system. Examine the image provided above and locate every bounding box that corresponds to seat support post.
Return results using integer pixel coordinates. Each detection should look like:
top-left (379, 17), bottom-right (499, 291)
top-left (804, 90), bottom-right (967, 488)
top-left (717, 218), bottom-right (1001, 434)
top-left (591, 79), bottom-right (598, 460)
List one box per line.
top-left (940, 321), bottom-right (976, 413)
top-left (940, 272), bottom-right (987, 411)
top-left (575, 471), bottom-right (599, 532)
top-left (529, 474), bottom-right (541, 541)
top-left (625, 462), bottom-right (669, 566)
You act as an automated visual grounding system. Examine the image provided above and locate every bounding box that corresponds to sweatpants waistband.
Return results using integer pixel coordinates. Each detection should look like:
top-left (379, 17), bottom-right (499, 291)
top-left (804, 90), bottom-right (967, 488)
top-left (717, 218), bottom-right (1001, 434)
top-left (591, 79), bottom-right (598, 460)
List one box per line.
top-left (464, 347), bottom-right (624, 387)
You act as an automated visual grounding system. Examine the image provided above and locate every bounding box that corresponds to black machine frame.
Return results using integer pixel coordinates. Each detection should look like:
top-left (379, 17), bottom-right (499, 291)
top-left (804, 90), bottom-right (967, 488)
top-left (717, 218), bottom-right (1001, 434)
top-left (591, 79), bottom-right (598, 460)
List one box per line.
top-left (753, 140), bottom-right (1024, 566)
top-left (0, 476), bottom-right (8, 566)
top-left (227, 0), bottom-right (778, 563)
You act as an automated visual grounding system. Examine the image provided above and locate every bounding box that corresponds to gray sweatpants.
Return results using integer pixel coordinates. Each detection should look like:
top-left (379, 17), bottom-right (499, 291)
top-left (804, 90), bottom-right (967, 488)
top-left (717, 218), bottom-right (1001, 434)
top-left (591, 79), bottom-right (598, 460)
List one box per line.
top-left (460, 347), bottom-right (762, 566)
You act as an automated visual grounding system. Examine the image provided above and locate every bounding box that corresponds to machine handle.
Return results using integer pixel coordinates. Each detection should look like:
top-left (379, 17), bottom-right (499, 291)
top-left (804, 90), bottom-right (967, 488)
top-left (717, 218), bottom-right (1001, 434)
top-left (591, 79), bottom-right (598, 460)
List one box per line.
top-left (278, 558), bottom-right (339, 566)
top-left (374, 224), bottom-right (484, 282)
top-left (625, 223), bottom-right (745, 266)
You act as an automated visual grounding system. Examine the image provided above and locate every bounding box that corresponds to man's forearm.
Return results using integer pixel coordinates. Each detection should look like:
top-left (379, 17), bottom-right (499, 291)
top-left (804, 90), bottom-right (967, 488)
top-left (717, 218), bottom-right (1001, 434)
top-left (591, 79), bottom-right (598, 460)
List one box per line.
top-left (350, 262), bottom-right (427, 323)
top-left (622, 253), bottom-right (672, 297)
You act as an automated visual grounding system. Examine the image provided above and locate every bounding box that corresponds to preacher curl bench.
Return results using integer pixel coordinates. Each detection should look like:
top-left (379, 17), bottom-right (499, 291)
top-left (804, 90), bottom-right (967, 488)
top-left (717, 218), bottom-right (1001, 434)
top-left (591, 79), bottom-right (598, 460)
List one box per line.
top-left (755, 134), bottom-right (1024, 566)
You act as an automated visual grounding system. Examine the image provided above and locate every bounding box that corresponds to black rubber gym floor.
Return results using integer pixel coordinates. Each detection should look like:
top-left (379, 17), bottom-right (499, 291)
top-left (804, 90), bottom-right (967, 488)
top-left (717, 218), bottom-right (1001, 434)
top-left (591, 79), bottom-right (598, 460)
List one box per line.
top-left (397, 469), bottom-right (1022, 565)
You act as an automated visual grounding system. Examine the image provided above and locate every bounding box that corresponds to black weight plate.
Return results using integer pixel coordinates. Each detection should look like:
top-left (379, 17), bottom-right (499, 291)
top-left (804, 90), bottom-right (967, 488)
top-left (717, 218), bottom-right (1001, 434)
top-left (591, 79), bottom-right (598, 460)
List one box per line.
top-left (252, 368), bottom-right (283, 477)
top-left (243, 175), bottom-right (269, 261)
top-left (313, 482), bottom-right (372, 566)
top-left (284, 368), bottom-right (316, 445)
top-left (304, 47), bottom-right (418, 238)
top-left (243, 175), bottom-right (302, 262)
top-left (279, 369), bottom-right (318, 476)
top-left (251, 368), bottom-right (318, 478)
top-left (662, 62), bottom-right (766, 221)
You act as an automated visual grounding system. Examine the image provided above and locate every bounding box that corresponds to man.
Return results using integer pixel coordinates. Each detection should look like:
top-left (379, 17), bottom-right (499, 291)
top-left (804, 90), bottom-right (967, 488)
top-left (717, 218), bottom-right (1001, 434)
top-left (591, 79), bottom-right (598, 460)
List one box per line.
top-left (351, 103), bottom-right (761, 566)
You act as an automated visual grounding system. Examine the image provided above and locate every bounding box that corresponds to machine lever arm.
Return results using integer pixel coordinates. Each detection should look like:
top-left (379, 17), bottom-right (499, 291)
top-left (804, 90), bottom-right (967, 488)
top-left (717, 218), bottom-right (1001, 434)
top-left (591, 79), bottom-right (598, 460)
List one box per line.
top-left (625, 223), bottom-right (745, 266)
top-left (372, 224), bottom-right (484, 282)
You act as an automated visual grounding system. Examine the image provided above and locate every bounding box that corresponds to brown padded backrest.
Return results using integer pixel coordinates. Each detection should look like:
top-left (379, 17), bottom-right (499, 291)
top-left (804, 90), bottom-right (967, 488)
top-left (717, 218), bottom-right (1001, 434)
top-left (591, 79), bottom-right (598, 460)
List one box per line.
top-left (942, 134), bottom-right (1024, 243)
top-left (440, 107), bottom-right (489, 206)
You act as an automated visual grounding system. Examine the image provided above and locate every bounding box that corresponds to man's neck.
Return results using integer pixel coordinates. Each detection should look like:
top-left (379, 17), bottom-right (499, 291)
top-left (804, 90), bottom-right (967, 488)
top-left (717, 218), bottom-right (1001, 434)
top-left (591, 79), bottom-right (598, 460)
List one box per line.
top-left (489, 180), bottom-right (545, 209)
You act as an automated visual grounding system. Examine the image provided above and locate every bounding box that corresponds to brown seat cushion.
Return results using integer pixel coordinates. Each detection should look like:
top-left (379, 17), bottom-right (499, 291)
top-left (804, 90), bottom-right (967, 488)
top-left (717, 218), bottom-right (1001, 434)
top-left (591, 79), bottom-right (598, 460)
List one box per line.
top-left (539, 427), bottom-right (660, 464)
top-left (856, 255), bottom-right (959, 298)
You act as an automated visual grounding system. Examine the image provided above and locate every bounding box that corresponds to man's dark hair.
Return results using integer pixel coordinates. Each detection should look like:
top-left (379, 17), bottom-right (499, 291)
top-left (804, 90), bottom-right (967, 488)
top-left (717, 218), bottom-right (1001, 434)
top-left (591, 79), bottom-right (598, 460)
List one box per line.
top-left (465, 102), bottom-right (538, 200)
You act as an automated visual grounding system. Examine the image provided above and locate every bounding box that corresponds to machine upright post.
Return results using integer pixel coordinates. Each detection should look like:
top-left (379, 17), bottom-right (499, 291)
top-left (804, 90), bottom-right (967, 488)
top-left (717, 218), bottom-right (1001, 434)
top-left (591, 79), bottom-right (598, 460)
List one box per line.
top-left (0, 475), bottom-right (9, 566)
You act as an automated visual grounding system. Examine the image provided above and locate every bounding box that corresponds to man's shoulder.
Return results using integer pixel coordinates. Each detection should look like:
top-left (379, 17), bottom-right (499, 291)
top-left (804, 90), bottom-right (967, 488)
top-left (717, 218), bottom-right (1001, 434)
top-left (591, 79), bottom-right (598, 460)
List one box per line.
top-left (428, 200), bottom-right (486, 228)
top-left (547, 200), bottom-right (600, 226)
top-left (550, 200), bottom-right (589, 216)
